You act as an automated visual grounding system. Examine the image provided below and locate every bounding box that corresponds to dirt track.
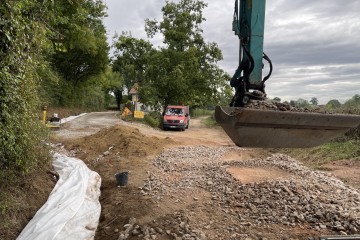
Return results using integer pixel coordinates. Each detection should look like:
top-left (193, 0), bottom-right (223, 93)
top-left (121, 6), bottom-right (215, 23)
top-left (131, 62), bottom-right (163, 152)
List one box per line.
top-left (54, 112), bottom-right (360, 240)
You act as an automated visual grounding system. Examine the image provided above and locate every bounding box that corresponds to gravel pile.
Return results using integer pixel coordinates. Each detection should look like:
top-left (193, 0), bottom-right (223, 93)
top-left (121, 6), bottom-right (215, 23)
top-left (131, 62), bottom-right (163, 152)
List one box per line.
top-left (139, 146), bottom-right (360, 238)
top-left (117, 213), bottom-right (207, 240)
top-left (244, 100), bottom-right (327, 113)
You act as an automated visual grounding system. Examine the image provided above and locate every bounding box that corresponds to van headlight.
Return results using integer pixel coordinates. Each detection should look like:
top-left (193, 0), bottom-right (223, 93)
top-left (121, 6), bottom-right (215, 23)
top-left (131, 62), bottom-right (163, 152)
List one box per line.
top-left (179, 120), bottom-right (184, 123)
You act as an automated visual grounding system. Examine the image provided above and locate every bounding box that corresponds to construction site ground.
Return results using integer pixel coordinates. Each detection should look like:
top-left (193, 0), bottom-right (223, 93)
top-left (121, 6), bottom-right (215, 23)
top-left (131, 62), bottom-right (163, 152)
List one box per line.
top-left (50, 112), bottom-right (360, 240)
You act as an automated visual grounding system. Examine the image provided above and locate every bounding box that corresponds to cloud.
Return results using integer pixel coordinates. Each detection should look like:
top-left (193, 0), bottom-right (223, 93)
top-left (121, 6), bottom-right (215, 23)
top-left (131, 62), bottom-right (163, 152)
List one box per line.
top-left (104, 0), bottom-right (360, 104)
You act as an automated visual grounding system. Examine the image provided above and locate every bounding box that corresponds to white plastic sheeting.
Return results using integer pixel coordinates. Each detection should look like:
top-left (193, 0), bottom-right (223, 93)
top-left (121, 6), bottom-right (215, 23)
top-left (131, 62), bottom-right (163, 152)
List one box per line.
top-left (17, 154), bottom-right (101, 240)
top-left (61, 113), bottom-right (87, 124)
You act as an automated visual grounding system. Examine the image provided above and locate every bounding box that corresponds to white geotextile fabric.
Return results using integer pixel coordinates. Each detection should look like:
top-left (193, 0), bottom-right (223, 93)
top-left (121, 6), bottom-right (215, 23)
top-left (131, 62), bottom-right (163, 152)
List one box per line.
top-left (61, 113), bottom-right (87, 124)
top-left (17, 153), bottom-right (101, 240)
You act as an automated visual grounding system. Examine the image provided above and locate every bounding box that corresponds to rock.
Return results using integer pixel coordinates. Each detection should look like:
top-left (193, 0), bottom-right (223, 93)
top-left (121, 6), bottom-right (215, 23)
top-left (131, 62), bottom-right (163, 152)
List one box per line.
top-left (180, 222), bottom-right (186, 229)
top-left (319, 224), bottom-right (326, 229)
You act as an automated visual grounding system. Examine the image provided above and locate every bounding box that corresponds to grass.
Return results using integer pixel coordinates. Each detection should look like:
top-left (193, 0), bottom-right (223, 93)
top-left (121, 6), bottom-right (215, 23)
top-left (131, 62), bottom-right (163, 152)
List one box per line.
top-left (201, 114), bottom-right (218, 127)
top-left (282, 140), bottom-right (360, 168)
top-left (191, 108), bottom-right (214, 118)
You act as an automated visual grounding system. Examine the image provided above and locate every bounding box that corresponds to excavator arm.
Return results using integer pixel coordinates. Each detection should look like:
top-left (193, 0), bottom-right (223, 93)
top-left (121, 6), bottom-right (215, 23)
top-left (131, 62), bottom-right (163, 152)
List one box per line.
top-left (215, 0), bottom-right (360, 148)
top-left (230, 0), bottom-right (271, 107)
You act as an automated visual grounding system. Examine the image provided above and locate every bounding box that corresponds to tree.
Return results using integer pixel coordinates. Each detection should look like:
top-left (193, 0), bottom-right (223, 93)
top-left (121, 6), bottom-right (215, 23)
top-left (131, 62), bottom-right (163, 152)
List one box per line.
top-left (326, 99), bottom-right (341, 109)
top-left (112, 33), bottom-right (154, 92)
top-left (48, 0), bottom-right (109, 106)
top-left (310, 97), bottom-right (318, 105)
top-left (289, 100), bottom-right (297, 107)
top-left (100, 66), bottom-right (124, 109)
top-left (296, 98), bottom-right (310, 108)
top-left (342, 94), bottom-right (360, 114)
top-left (289, 99), bottom-right (310, 108)
top-left (273, 97), bottom-right (281, 102)
top-left (113, 0), bottom-right (227, 109)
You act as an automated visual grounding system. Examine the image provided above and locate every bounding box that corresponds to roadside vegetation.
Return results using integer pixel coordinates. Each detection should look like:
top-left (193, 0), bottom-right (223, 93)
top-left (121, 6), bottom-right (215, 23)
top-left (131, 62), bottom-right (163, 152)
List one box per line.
top-left (280, 95), bottom-right (360, 167)
top-left (0, 0), bottom-right (111, 238)
top-left (122, 111), bottom-right (163, 129)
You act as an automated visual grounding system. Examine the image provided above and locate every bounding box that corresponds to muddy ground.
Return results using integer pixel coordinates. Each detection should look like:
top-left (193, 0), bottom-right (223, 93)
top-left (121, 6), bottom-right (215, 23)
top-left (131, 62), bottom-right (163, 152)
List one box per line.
top-left (52, 112), bottom-right (360, 240)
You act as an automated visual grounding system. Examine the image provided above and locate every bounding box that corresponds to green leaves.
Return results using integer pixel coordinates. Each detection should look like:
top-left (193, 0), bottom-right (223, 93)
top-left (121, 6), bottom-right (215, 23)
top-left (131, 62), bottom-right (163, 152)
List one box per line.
top-left (114, 0), bottom-right (229, 110)
top-left (0, 0), bottom-right (51, 186)
top-left (50, 0), bottom-right (109, 85)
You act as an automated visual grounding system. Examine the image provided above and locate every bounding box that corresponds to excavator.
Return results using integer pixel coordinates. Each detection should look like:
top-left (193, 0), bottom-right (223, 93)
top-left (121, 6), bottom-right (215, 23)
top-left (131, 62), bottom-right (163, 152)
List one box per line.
top-left (215, 0), bottom-right (360, 148)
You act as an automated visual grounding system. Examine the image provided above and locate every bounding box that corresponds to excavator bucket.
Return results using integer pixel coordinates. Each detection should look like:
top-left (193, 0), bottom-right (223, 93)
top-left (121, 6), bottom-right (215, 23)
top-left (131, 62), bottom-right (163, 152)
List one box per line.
top-left (215, 106), bottom-right (360, 148)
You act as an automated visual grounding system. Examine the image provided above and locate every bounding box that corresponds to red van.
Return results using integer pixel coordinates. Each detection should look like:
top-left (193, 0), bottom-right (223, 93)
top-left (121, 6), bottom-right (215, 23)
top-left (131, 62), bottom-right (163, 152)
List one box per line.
top-left (162, 105), bottom-right (190, 131)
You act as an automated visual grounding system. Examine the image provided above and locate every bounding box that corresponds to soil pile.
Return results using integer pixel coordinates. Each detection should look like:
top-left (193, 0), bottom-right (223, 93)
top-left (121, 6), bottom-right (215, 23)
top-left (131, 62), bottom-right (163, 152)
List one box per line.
top-left (61, 124), bottom-right (176, 240)
top-left (65, 124), bottom-right (174, 162)
top-left (244, 100), bottom-right (328, 113)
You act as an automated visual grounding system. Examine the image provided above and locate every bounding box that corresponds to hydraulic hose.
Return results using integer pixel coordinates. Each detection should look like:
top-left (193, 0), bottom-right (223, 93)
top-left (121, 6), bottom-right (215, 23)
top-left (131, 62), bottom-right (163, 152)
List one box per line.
top-left (262, 52), bottom-right (272, 82)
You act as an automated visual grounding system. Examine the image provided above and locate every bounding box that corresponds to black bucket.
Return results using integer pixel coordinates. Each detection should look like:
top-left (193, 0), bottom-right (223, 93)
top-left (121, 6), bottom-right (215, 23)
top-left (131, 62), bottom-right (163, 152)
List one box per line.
top-left (115, 172), bottom-right (128, 186)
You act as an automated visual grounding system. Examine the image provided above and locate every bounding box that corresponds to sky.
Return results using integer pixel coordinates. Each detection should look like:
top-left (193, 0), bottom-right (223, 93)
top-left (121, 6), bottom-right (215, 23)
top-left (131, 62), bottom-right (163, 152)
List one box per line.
top-left (103, 0), bottom-right (360, 104)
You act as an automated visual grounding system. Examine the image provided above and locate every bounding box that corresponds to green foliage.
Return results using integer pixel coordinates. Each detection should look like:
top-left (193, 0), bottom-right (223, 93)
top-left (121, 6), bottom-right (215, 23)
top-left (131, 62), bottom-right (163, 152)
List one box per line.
top-left (342, 94), bottom-right (360, 114)
top-left (201, 114), bottom-right (218, 127)
top-left (191, 108), bottom-right (213, 118)
top-left (50, 0), bottom-right (109, 85)
top-left (98, 66), bottom-right (124, 109)
top-left (0, 0), bottom-right (51, 186)
top-left (272, 97), bottom-right (281, 102)
top-left (310, 97), bottom-right (318, 105)
top-left (112, 33), bottom-right (154, 92)
top-left (39, 0), bottom-right (110, 109)
top-left (325, 99), bottom-right (341, 110)
top-left (144, 111), bottom-right (162, 128)
top-left (122, 111), bottom-right (162, 129)
top-left (113, 0), bottom-right (229, 110)
top-left (285, 140), bottom-right (360, 168)
top-left (338, 95), bottom-right (360, 141)
top-left (288, 98), bottom-right (311, 108)
top-left (295, 98), bottom-right (310, 108)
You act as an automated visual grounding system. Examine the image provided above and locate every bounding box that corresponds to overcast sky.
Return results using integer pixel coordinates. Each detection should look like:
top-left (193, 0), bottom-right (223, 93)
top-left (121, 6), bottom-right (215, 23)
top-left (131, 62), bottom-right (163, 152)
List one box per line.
top-left (104, 0), bottom-right (360, 104)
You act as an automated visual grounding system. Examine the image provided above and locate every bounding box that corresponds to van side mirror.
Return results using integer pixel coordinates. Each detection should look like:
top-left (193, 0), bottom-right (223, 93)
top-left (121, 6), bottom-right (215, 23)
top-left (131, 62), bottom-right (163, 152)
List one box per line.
top-left (185, 113), bottom-right (189, 117)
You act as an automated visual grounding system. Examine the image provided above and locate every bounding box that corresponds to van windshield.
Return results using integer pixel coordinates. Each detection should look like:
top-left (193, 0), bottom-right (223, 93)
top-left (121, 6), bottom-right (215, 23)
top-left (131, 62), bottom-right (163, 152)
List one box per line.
top-left (165, 108), bottom-right (184, 116)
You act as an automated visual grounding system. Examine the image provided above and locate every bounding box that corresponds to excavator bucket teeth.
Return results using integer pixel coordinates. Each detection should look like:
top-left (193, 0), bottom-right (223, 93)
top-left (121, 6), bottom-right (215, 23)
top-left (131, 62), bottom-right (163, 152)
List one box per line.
top-left (215, 106), bottom-right (360, 148)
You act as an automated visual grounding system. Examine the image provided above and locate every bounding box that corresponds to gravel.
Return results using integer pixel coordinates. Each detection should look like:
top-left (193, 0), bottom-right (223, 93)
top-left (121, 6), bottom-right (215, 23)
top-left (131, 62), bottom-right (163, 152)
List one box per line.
top-left (244, 100), bottom-right (328, 113)
top-left (137, 146), bottom-right (360, 239)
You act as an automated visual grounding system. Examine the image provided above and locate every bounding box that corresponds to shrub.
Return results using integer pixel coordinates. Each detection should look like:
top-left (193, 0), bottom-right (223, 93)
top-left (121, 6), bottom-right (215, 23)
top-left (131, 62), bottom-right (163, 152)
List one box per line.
top-left (0, 1), bottom-right (51, 187)
top-left (144, 111), bottom-right (162, 128)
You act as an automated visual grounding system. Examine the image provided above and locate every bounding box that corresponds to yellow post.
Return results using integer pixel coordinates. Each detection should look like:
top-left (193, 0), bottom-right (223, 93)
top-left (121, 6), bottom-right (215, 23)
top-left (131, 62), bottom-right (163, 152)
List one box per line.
top-left (42, 106), bottom-right (47, 125)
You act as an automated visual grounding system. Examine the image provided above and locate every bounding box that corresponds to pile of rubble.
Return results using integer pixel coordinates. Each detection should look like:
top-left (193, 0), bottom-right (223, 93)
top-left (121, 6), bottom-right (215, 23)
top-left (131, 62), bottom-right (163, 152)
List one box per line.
top-left (138, 146), bottom-right (360, 238)
top-left (244, 100), bottom-right (328, 113)
top-left (117, 214), bottom-right (207, 240)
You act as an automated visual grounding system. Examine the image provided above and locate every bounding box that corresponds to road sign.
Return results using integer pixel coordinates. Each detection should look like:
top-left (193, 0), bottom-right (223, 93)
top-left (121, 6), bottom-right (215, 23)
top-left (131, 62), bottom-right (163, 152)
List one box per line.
top-left (134, 111), bottom-right (144, 119)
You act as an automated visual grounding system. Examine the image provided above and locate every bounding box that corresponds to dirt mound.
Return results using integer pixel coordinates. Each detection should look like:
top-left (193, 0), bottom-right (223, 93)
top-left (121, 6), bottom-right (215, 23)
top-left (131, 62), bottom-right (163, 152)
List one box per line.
top-left (65, 124), bottom-right (174, 162)
top-left (62, 124), bottom-right (176, 240)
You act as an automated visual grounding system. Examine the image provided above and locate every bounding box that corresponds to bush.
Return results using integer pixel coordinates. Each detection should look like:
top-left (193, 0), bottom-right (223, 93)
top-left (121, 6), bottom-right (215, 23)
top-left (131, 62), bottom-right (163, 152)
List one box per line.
top-left (190, 108), bottom-right (214, 118)
top-left (144, 111), bottom-right (162, 128)
top-left (0, 1), bottom-right (51, 187)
